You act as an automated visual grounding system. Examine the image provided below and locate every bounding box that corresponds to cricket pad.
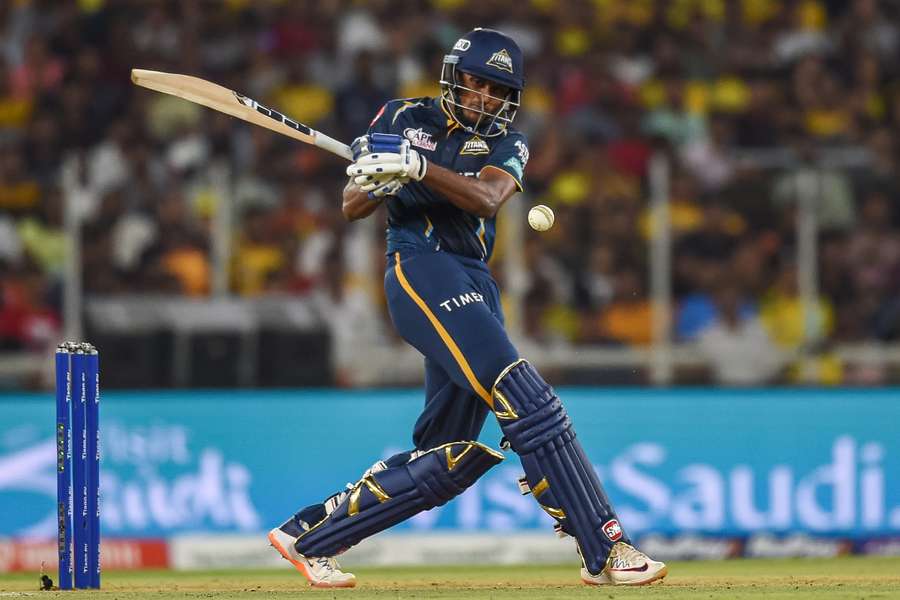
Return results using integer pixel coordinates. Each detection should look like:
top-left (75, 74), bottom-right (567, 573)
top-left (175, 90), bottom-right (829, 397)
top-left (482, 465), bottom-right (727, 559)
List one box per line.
top-left (493, 359), bottom-right (629, 575)
top-left (295, 441), bottom-right (503, 557)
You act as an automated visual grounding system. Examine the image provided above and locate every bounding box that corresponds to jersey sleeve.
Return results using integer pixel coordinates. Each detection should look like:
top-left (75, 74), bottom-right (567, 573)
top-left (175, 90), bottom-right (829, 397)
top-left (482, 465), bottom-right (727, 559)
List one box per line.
top-left (482, 132), bottom-right (529, 192)
top-left (366, 102), bottom-right (395, 135)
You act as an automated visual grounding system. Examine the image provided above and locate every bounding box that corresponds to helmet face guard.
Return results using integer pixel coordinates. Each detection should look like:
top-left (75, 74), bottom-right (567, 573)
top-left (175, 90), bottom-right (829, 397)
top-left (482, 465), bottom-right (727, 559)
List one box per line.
top-left (440, 55), bottom-right (521, 138)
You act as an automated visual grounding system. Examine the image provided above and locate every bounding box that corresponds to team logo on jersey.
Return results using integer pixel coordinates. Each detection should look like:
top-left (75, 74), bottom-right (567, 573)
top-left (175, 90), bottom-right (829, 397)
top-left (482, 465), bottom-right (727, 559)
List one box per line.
top-left (453, 39), bottom-right (471, 52)
top-left (486, 49), bottom-right (513, 73)
top-left (403, 127), bottom-right (437, 151)
top-left (460, 136), bottom-right (490, 155)
top-left (602, 519), bottom-right (623, 542)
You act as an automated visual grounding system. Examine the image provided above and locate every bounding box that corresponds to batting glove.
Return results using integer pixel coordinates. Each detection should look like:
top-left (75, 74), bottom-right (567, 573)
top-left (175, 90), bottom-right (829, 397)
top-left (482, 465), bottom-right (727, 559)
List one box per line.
top-left (399, 139), bottom-right (428, 181)
top-left (350, 133), bottom-right (404, 160)
top-left (360, 174), bottom-right (406, 200)
top-left (346, 140), bottom-right (427, 182)
top-left (354, 172), bottom-right (408, 191)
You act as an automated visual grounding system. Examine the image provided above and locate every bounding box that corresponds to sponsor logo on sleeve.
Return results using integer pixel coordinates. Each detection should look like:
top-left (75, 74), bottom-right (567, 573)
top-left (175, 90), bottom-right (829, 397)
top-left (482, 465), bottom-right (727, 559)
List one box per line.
top-left (403, 128), bottom-right (437, 151)
top-left (603, 519), bottom-right (623, 542)
top-left (486, 49), bottom-right (513, 73)
top-left (503, 156), bottom-right (524, 180)
top-left (460, 136), bottom-right (490, 155)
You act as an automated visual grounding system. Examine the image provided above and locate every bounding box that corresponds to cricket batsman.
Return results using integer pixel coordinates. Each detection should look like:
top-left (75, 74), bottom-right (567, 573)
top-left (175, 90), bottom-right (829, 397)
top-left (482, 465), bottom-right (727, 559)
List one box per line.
top-left (268, 28), bottom-right (668, 588)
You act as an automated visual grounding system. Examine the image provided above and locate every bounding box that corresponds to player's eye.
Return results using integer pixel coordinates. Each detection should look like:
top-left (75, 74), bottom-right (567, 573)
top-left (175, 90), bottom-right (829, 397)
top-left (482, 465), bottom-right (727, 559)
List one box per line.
top-left (490, 85), bottom-right (510, 98)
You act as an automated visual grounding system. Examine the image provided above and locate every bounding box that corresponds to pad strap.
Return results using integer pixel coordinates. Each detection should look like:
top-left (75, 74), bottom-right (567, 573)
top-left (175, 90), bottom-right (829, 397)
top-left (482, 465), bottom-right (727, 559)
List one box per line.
top-left (493, 359), bottom-right (628, 575)
top-left (295, 441), bottom-right (503, 557)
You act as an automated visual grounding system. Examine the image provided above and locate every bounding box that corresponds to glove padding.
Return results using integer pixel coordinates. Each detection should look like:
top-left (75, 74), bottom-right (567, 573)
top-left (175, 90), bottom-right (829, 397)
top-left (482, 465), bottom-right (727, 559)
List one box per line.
top-left (355, 172), bottom-right (407, 199)
top-left (351, 133), bottom-right (404, 160)
top-left (349, 134), bottom-right (409, 199)
top-left (354, 172), bottom-right (408, 192)
top-left (346, 139), bottom-right (427, 182)
top-left (365, 176), bottom-right (405, 199)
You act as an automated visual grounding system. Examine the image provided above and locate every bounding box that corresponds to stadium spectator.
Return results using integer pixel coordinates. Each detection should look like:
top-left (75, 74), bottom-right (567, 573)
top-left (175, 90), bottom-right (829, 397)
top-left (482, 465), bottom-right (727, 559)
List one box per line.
top-left (696, 281), bottom-right (781, 386)
top-left (2, 1), bottom-right (900, 385)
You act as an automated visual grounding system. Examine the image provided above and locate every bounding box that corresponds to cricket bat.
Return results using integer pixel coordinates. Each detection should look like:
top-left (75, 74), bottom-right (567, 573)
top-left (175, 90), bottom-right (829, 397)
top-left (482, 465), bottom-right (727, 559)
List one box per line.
top-left (131, 69), bottom-right (352, 161)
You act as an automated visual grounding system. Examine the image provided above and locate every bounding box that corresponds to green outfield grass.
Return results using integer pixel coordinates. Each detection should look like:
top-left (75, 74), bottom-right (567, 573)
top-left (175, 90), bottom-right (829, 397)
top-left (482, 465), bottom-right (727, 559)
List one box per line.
top-left (2, 557), bottom-right (899, 599)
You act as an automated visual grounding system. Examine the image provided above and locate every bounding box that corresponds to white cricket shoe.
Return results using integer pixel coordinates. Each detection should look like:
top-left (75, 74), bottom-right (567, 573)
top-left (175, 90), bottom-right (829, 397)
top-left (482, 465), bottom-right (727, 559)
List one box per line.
top-left (581, 542), bottom-right (667, 586)
top-left (267, 527), bottom-right (356, 588)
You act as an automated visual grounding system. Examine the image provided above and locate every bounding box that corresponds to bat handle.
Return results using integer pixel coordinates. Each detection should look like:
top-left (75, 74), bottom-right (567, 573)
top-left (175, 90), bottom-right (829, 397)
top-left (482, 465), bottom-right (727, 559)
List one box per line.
top-left (314, 133), bottom-right (353, 161)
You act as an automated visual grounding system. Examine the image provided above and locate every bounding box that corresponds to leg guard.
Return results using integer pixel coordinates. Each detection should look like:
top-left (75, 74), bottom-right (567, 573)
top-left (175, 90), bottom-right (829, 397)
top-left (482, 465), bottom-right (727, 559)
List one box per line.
top-left (295, 441), bottom-right (503, 557)
top-left (279, 451), bottom-right (418, 540)
top-left (493, 359), bottom-right (628, 575)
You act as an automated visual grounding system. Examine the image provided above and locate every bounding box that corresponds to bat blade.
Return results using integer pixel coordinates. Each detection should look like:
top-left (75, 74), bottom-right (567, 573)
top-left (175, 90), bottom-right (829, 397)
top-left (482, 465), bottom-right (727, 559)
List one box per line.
top-left (130, 69), bottom-right (351, 160)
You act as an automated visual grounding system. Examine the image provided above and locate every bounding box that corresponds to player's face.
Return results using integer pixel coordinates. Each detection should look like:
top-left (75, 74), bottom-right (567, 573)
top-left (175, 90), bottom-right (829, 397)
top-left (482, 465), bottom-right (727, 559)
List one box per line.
top-left (457, 72), bottom-right (511, 124)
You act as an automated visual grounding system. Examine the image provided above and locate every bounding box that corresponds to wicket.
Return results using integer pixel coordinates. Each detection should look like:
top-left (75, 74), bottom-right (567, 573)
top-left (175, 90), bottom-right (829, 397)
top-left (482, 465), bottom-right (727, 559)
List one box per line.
top-left (55, 341), bottom-right (101, 590)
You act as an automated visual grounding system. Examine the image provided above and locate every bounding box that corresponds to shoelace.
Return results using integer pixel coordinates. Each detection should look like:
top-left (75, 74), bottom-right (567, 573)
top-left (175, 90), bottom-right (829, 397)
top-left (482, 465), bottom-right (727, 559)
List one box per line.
top-left (314, 556), bottom-right (340, 574)
top-left (612, 543), bottom-right (645, 567)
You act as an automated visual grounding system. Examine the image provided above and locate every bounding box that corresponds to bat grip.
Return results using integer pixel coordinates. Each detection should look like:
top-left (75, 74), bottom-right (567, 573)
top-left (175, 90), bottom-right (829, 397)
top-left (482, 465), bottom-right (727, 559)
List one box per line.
top-left (314, 134), bottom-right (353, 161)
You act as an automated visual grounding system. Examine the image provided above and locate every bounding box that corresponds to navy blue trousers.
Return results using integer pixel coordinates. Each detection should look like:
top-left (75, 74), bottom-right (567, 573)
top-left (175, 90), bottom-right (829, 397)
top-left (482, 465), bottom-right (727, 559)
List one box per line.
top-left (385, 251), bottom-right (519, 450)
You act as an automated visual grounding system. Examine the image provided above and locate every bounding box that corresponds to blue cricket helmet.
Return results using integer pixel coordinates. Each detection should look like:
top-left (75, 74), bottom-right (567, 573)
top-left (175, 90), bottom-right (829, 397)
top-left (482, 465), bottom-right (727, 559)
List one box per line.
top-left (440, 28), bottom-right (524, 137)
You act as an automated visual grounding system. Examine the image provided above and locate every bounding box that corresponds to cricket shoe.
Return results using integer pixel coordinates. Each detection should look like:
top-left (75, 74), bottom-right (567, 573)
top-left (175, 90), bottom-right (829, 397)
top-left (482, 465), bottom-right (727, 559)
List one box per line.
top-left (581, 542), bottom-right (667, 586)
top-left (267, 527), bottom-right (356, 588)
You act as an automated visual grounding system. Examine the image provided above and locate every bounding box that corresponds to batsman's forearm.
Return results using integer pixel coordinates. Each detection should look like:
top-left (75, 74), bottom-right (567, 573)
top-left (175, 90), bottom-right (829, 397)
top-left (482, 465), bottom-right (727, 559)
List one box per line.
top-left (422, 163), bottom-right (501, 218)
top-left (342, 180), bottom-right (380, 221)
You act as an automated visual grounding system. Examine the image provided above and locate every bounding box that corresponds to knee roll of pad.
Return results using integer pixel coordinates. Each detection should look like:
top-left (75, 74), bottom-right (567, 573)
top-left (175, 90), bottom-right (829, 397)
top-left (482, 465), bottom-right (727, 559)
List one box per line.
top-left (498, 392), bottom-right (570, 455)
top-left (492, 359), bottom-right (628, 575)
top-left (295, 441), bottom-right (503, 557)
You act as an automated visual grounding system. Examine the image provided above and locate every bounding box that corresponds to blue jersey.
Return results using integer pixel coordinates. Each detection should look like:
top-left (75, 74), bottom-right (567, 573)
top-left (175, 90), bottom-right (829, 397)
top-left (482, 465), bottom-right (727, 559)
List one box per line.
top-left (366, 97), bottom-right (529, 262)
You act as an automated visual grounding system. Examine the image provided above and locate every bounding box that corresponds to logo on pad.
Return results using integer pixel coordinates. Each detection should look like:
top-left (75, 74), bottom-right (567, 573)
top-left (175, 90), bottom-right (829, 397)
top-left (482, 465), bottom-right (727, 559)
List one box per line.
top-left (603, 519), bottom-right (623, 542)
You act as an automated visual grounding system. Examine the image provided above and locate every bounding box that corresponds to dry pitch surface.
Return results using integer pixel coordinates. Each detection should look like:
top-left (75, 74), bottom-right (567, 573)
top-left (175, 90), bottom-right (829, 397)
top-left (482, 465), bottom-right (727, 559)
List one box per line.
top-left (1, 557), bottom-right (899, 599)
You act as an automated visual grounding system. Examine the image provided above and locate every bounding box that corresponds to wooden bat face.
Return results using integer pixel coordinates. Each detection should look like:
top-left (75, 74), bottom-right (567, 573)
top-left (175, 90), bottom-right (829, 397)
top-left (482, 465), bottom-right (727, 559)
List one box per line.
top-left (131, 69), bottom-right (351, 160)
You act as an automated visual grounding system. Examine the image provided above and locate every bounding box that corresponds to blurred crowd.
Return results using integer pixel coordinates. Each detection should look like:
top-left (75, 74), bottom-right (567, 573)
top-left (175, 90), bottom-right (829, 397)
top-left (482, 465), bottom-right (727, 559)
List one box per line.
top-left (2, 0), bottom-right (900, 386)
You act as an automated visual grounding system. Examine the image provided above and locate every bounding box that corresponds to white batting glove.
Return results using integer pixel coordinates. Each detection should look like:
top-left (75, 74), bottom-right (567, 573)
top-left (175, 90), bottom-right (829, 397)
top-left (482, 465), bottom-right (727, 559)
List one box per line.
top-left (400, 141), bottom-right (428, 181)
top-left (345, 140), bottom-right (427, 182)
top-left (354, 173), bottom-right (408, 192)
top-left (350, 135), bottom-right (371, 160)
top-left (363, 176), bottom-right (406, 199)
top-left (353, 173), bottom-right (407, 199)
top-left (351, 133), bottom-right (404, 160)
